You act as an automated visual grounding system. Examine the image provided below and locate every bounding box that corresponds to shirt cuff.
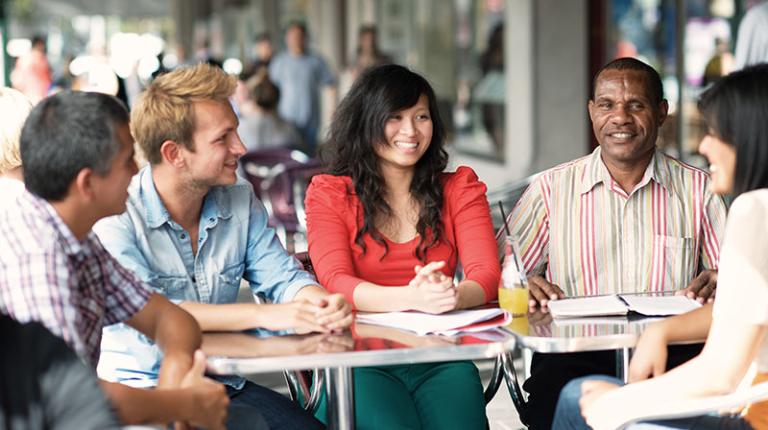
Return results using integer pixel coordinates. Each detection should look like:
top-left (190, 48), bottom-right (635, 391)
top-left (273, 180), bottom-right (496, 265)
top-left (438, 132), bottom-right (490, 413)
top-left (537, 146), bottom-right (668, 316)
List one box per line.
top-left (279, 278), bottom-right (323, 303)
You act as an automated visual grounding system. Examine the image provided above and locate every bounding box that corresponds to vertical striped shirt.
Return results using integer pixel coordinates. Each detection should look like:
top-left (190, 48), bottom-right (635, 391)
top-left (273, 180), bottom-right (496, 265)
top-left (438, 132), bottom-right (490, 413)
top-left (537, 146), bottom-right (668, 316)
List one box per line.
top-left (0, 190), bottom-right (152, 368)
top-left (509, 147), bottom-right (727, 297)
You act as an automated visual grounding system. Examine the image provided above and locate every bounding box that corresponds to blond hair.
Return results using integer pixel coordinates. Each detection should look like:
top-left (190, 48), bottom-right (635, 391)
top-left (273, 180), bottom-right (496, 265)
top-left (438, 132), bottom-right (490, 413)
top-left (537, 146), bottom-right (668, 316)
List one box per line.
top-left (131, 63), bottom-right (236, 165)
top-left (0, 87), bottom-right (33, 174)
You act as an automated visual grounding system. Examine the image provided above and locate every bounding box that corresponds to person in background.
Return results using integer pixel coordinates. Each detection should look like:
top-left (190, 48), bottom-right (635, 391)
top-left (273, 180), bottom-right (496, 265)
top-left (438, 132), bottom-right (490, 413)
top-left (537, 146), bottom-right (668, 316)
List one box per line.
top-left (734, 0), bottom-right (768, 69)
top-left (553, 63), bottom-right (768, 430)
top-left (11, 34), bottom-right (52, 103)
top-left (306, 64), bottom-right (500, 429)
top-left (93, 63), bottom-right (352, 430)
top-left (237, 71), bottom-right (306, 153)
top-left (242, 32), bottom-right (274, 79)
top-left (0, 90), bottom-right (229, 429)
top-left (507, 57), bottom-right (727, 429)
top-left (350, 24), bottom-right (392, 78)
top-left (0, 87), bottom-right (33, 197)
top-left (702, 37), bottom-right (734, 87)
top-left (269, 21), bottom-right (336, 153)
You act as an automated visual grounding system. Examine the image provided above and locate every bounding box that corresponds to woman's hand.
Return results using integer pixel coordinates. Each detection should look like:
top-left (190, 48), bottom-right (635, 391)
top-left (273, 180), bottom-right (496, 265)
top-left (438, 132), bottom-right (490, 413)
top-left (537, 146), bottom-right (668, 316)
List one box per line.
top-left (580, 380), bottom-right (624, 430)
top-left (407, 261), bottom-right (458, 314)
top-left (628, 323), bottom-right (669, 382)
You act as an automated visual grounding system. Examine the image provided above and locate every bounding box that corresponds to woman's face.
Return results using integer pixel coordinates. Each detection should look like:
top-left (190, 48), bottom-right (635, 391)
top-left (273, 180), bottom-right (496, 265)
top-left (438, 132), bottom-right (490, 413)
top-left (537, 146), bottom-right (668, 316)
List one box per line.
top-left (375, 94), bottom-right (433, 172)
top-left (698, 131), bottom-right (736, 195)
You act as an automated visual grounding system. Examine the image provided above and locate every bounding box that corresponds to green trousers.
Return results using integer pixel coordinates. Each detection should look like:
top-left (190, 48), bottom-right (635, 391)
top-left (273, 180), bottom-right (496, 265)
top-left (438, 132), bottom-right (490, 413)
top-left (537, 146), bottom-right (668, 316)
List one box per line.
top-left (314, 361), bottom-right (487, 430)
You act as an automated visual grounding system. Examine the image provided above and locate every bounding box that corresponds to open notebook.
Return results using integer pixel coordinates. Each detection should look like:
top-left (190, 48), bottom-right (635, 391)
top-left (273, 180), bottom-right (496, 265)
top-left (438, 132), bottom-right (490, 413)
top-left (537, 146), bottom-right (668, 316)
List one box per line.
top-left (546, 294), bottom-right (701, 319)
top-left (356, 308), bottom-right (511, 336)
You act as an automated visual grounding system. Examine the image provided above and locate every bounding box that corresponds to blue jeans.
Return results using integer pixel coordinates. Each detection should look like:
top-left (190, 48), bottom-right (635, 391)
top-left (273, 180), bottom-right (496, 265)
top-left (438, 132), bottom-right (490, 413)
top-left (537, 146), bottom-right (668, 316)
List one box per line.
top-left (226, 381), bottom-right (324, 430)
top-left (552, 376), bottom-right (753, 430)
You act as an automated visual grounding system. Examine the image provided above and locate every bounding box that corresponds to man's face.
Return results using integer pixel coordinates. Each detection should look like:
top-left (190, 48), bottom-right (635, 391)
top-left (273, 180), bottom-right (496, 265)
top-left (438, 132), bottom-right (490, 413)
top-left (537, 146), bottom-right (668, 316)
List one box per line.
top-left (588, 69), bottom-right (668, 166)
top-left (256, 40), bottom-right (272, 61)
top-left (285, 26), bottom-right (306, 54)
top-left (91, 123), bottom-right (138, 218)
top-left (180, 100), bottom-right (245, 188)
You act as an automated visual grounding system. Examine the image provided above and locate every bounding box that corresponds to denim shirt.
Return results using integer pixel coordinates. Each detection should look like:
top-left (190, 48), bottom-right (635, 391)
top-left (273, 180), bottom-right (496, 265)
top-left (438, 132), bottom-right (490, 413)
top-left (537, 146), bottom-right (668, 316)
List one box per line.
top-left (94, 166), bottom-right (318, 388)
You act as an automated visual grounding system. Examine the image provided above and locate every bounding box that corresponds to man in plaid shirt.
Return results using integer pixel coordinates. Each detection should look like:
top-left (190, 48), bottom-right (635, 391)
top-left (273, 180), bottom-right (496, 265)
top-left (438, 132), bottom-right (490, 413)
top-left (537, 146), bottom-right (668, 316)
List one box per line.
top-left (0, 91), bottom-right (230, 429)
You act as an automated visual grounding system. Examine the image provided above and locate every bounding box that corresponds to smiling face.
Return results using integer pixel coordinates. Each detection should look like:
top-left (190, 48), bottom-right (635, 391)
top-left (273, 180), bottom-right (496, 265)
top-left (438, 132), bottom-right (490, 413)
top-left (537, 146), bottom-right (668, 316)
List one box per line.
top-left (374, 94), bottom-right (433, 172)
top-left (698, 132), bottom-right (736, 195)
top-left (588, 69), bottom-right (668, 167)
top-left (180, 100), bottom-right (245, 188)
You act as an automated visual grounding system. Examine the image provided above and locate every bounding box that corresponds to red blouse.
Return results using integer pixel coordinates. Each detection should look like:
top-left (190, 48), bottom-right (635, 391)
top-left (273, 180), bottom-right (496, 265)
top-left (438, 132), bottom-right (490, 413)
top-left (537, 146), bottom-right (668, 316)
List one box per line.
top-left (305, 166), bottom-right (500, 307)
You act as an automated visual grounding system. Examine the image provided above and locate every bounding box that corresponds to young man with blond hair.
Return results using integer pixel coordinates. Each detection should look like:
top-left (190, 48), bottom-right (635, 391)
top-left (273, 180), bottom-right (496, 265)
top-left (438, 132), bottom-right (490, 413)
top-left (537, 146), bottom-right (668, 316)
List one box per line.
top-left (94, 63), bottom-right (351, 429)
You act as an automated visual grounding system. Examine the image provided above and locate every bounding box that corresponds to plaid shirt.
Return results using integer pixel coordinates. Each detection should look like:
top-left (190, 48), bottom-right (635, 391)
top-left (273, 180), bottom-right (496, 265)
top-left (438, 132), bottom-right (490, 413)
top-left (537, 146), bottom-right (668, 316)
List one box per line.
top-left (0, 190), bottom-right (151, 368)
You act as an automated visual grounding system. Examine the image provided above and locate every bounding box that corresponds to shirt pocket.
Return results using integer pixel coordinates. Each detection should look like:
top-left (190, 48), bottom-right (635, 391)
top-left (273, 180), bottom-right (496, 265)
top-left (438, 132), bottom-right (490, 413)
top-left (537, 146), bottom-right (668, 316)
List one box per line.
top-left (150, 275), bottom-right (194, 303)
top-left (653, 235), bottom-right (695, 290)
top-left (217, 262), bottom-right (246, 303)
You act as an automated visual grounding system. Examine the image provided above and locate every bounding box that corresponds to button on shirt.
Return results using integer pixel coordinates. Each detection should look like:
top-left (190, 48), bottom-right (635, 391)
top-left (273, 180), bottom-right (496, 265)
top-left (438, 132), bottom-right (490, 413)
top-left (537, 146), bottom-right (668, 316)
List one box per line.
top-left (509, 147), bottom-right (727, 297)
top-left (93, 166), bottom-right (317, 386)
top-left (0, 191), bottom-right (152, 368)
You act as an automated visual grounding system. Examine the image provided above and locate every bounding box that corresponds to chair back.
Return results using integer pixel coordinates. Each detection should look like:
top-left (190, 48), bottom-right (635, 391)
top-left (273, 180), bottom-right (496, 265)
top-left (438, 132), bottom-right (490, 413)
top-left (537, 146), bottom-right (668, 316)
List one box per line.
top-left (240, 148), bottom-right (322, 236)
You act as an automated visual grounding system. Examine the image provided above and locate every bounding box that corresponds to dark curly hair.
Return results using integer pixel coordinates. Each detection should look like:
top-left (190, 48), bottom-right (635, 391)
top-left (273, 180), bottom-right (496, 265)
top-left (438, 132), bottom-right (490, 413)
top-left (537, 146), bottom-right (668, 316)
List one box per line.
top-left (320, 64), bottom-right (448, 262)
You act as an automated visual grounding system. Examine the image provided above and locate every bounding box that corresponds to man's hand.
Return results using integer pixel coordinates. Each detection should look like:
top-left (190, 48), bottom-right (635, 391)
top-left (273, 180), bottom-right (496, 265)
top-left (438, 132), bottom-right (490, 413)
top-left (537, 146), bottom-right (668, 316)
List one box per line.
top-left (677, 269), bottom-right (717, 303)
top-left (628, 324), bottom-right (668, 382)
top-left (527, 275), bottom-right (565, 308)
top-left (407, 261), bottom-right (458, 314)
top-left (312, 293), bottom-right (354, 331)
top-left (179, 350), bottom-right (229, 430)
top-left (255, 301), bottom-right (329, 334)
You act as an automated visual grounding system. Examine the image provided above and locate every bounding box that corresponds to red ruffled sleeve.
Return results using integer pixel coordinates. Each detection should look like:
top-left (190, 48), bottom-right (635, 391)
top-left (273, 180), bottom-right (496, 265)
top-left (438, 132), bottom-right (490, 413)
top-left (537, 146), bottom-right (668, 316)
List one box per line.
top-left (305, 174), bottom-right (367, 306)
top-left (443, 166), bottom-right (501, 302)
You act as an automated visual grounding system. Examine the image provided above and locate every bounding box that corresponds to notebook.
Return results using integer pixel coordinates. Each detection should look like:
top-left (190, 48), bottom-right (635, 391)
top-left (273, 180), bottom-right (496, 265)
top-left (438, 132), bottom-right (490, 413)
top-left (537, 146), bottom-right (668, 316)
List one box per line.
top-left (356, 308), bottom-right (511, 336)
top-left (546, 294), bottom-right (701, 319)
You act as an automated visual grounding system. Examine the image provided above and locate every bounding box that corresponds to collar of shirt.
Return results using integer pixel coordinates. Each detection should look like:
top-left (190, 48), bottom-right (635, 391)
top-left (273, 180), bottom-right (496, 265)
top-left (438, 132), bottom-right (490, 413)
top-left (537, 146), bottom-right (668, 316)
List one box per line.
top-left (19, 191), bottom-right (86, 261)
top-left (581, 146), bottom-right (673, 196)
top-left (138, 166), bottom-right (233, 230)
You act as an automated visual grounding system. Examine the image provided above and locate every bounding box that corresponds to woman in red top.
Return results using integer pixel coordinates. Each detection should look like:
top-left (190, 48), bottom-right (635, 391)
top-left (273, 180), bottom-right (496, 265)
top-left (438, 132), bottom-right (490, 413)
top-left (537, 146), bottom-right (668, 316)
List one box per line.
top-left (305, 64), bottom-right (500, 429)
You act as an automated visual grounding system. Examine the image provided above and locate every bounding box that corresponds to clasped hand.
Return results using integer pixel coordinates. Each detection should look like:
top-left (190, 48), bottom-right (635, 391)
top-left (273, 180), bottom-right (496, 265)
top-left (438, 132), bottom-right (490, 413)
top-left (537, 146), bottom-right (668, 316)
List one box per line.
top-left (407, 261), bottom-right (459, 314)
top-left (259, 293), bottom-right (353, 334)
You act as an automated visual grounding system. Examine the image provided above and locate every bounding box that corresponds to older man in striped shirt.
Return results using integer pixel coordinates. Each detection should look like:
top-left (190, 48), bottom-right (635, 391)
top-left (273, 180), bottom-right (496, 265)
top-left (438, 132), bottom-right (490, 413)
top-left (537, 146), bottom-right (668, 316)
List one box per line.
top-left (509, 57), bottom-right (727, 429)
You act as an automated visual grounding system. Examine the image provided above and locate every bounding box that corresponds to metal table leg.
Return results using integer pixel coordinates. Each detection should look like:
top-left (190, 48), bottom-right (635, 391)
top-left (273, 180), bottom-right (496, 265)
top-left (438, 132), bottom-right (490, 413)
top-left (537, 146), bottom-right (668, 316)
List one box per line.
top-left (616, 347), bottom-right (631, 383)
top-left (324, 366), bottom-right (355, 430)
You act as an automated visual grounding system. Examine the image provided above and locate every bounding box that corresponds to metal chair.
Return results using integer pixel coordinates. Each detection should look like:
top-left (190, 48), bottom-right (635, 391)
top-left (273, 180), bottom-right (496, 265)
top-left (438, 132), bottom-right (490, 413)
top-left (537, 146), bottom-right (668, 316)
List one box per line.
top-left (281, 251), bottom-right (325, 412)
top-left (240, 149), bottom-right (321, 251)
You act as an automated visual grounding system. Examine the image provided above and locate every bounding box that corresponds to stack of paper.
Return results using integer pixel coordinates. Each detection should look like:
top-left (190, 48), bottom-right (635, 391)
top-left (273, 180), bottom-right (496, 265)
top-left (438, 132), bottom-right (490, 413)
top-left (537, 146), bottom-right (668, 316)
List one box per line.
top-left (356, 308), bottom-right (511, 336)
top-left (547, 294), bottom-right (701, 319)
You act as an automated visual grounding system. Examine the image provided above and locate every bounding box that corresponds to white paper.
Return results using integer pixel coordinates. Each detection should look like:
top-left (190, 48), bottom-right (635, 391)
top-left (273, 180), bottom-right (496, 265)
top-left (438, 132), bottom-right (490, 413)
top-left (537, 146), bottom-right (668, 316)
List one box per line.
top-left (620, 295), bottom-right (701, 316)
top-left (355, 308), bottom-right (507, 336)
top-left (546, 295), bottom-right (628, 318)
top-left (547, 294), bottom-right (702, 319)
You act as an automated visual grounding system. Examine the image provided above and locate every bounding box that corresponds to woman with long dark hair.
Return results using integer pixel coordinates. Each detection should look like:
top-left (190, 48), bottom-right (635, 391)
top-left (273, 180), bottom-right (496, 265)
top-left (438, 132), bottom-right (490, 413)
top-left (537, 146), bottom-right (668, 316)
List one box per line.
top-left (305, 64), bottom-right (500, 429)
top-left (552, 64), bottom-right (768, 430)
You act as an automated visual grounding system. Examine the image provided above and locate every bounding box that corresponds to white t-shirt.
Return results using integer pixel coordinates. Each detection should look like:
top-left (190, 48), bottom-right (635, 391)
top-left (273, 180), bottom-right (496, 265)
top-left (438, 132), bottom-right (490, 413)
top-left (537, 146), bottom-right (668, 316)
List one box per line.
top-left (713, 189), bottom-right (768, 372)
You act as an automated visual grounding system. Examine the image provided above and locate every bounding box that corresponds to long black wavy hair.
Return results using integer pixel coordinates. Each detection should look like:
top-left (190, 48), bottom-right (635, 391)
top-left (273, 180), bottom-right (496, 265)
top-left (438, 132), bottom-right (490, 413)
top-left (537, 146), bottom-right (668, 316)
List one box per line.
top-left (320, 64), bottom-right (449, 262)
top-left (698, 63), bottom-right (768, 196)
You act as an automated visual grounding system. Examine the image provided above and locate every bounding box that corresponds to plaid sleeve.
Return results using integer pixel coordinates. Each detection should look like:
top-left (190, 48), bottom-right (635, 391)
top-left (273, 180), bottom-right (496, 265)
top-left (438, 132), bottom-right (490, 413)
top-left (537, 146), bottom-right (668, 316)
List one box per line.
top-left (89, 235), bottom-right (152, 325)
